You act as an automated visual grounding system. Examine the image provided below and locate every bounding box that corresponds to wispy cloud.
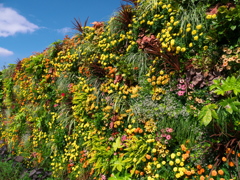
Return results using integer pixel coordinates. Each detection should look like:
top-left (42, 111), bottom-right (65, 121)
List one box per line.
top-left (56, 27), bottom-right (73, 35)
top-left (0, 47), bottom-right (13, 56)
top-left (0, 4), bottom-right (39, 37)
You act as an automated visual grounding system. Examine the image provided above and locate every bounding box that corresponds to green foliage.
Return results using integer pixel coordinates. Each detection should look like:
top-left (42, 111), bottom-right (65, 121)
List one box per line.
top-left (219, 97), bottom-right (240, 114)
top-left (108, 172), bottom-right (132, 180)
top-left (198, 103), bottom-right (218, 126)
top-left (0, 160), bottom-right (30, 180)
top-left (210, 76), bottom-right (240, 96)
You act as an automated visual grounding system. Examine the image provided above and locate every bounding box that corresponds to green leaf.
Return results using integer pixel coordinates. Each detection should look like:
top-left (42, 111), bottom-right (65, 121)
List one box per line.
top-left (111, 156), bottom-right (125, 173)
top-left (198, 104), bottom-right (218, 126)
top-left (230, 25), bottom-right (236, 30)
top-left (219, 98), bottom-right (240, 114)
top-left (117, 164), bottom-right (123, 172)
top-left (113, 136), bottom-right (123, 151)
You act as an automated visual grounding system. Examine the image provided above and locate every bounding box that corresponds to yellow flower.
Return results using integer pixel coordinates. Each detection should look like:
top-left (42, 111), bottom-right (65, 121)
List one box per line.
top-left (171, 153), bottom-right (176, 159)
top-left (175, 173), bottom-right (181, 178)
top-left (180, 162), bottom-right (184, 166)
top-left (173, 21), bottom-right (179, 26)
top-left (176, 152), bottom-right (181, 156)
top-left (196, 24), bottom-right (202, 29)
top-left (169, 161), bottom-right (174, 166)
top-left (173, 167), bottom-right (178, 172)
top-left (203, 46), bottom-right (208, 50)
top-left (176, 46), bottom-right (181, 51)
top-left (170, 39), bottom-right (175, 46)
top-left (206, 14), bottom-right (212, 19)
top-left (189, 43), bottom-right (193, 47)
top-left (175, 158), bottom-right (181, 164)
top-left (156, 164), bottom-right (161, 168)
top-left (186, 27), bottom-right (191, 32)
top-left (181, 47), bottom-right (186, 52)
top-left (212, 14), bottom-right (217, 19)
top-left (187, 23), bottom-right (191, 27)
top-left (193, 36), bottom-right (199, 41)
top-left (162, 161), bottom-right (166, 165)
top-left (191, 30), bottom-right (197, 35)
top-left (152, 148), bottom-right (157, 153)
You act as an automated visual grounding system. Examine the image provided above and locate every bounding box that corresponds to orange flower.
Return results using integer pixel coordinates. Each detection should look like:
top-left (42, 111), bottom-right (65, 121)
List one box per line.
top-left (238, 153), bottom-right (240, 157)
top-left (181, 144), bottom-right (187, 151)
top-left (229, 161), bottom-right (235, 167)
top-left (135, 170), bottom-right (140, 174)
top-left (145, 154), bottom-right (151, 160)
top-left (185, 170), bottom-right (192, 176)
top-left (138, 129), bottom-right (143, 133)
top-left (200, 175), bottom-right (205, 180)
top-left (222, 156), bottom-right (227, 162)
top-left (207, 164), bottom-right (213, 169)
top-left (197, 168), bottom-right (205, 175)
top-left (211, 170), bottom-right (217, 176)
top-left (209, 178), bottom-right (214, 180)
top-left (220, 178), bottom-right (225, 180)
top-left (182, 153), bottom-right (189, 160)
top-left (218, 169), bottom-right (224, 175)
top-left (226, 148), bottom-right (231, 154)
top-left (196, 165), bottom-right (202, 169)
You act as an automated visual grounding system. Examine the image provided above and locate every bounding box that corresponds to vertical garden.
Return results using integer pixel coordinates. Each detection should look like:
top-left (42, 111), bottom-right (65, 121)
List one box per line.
top-left (0, 0), bottom-right (239, 179)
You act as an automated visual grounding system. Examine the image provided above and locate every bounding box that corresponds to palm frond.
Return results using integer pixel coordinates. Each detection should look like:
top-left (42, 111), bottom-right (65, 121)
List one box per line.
top-left (72, 17), bottom-right (89, 33)
top-left (114, 4), bottom-right (133, 31)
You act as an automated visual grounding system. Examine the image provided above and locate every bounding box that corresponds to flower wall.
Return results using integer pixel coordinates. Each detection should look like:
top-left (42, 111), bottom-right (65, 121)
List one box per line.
top-left (0, 0), bottom-right (240, 179)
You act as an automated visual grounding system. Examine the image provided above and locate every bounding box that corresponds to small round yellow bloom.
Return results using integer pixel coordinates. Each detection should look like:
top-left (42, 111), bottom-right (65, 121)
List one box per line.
top-left (180, 162), bottom-right (184, 166)
top-left (189, 43), bottom-right (193, 47)
top-left (203, 46), bottom-right (208, 50)
top-left (152, 148), bottom-right (157, 153)
top-left (212, 14), bottom-right (217, 19)
top-left (169, 161), bottom-right (174, 166)
top-left (170, 39), bottom-right (175, 46)
top-left (186, 27), bottom-right (191, 32)
top-left (162, 161), bottom-right (166, 165)
top-left (159, 70), bottom-right (164, 75)
top-left (171, 153), bottom-right (176, 159)
top-left (181, 47), bottom-right (186, 52)
top-left (176, 46), bottom-right (181, 51)
top-left (156, 164), bottom-right (161, 168)
top-left (191, 30), bottom-right (197, 35)
top-left (175, 158), bottom-right (181, 164)
top-left (173, 167), bottom-right (178, 172)
top-left (206, 14), bottom-right (212, 19)
top-left (196, 24), bottom-right (202, 29)
top-left (193, 36), bottom-right (199, 41)
top-left (175, 173), bottom-right (181, 178)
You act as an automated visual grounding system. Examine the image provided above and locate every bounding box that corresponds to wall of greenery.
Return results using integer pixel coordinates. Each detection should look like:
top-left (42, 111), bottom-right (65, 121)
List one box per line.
top-left (0, 0), bottom-right (240, 179)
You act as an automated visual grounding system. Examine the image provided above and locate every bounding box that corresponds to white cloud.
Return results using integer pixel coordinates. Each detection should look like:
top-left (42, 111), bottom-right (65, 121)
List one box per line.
top-left (57, 27), bottom-right (72, 35)
top-left (0, 47), bottom-right (13, 56)
top-left (0, 4), bottom-right (39, 37)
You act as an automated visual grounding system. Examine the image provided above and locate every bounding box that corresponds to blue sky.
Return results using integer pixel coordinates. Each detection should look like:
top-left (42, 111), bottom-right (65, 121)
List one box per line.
top-left (0, 0), bottom-right (123, 69)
